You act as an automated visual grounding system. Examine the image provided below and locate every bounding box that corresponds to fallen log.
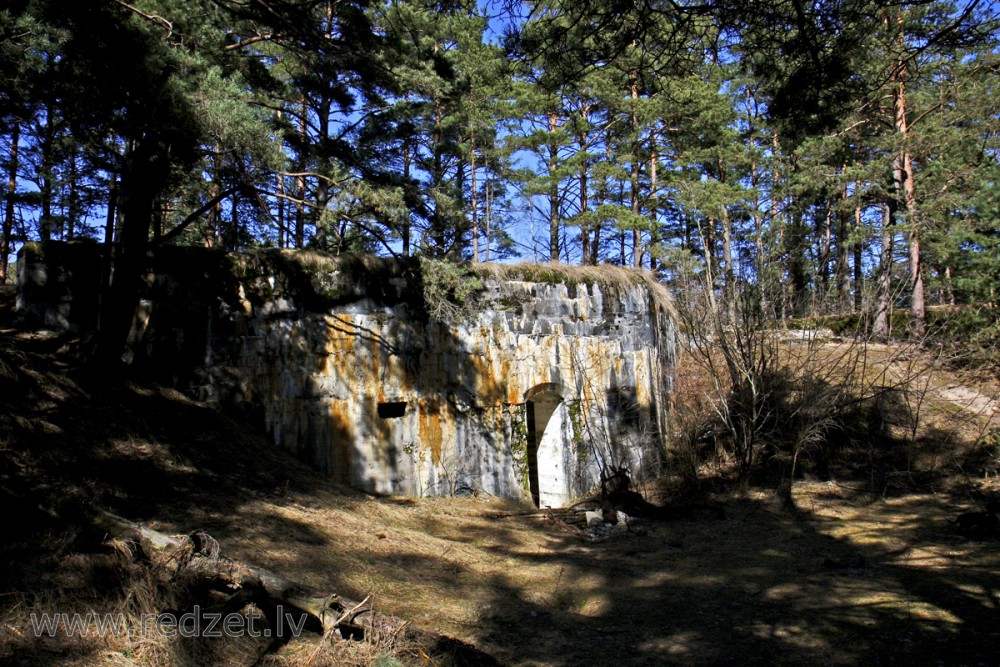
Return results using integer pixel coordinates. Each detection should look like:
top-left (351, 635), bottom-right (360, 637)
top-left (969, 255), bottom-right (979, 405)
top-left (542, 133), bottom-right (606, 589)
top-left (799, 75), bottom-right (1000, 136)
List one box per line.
top-left (89, 508), bottom-right (501, 666)
top-left (91, 508), bottom-right (403, 638)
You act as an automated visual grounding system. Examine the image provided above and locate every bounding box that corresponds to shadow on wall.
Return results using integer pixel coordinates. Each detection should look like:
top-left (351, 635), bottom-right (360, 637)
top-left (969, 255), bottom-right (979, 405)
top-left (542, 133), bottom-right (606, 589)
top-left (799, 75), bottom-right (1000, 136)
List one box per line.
top-left (5, 299), bottom-right (996, 667)
top-left (107, 247), bottom-right (530, 500)
top-left (16, 243), bottom-right (672, 505)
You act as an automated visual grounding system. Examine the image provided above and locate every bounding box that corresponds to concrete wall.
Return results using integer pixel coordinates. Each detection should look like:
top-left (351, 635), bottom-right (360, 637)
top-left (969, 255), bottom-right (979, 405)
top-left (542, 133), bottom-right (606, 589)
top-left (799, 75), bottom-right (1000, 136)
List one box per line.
top-left (15, 241), bottom-right (105, 332)
top-left (17, 243), bottom-right (675, 505)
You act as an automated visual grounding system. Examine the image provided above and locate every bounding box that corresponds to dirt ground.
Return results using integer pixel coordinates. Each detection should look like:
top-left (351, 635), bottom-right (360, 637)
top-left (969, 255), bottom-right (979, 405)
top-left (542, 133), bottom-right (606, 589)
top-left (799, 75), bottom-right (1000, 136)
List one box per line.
top-left (165, 481), bottom-right (999, 667)
top-left (2, 300), bottom-right (999, 665)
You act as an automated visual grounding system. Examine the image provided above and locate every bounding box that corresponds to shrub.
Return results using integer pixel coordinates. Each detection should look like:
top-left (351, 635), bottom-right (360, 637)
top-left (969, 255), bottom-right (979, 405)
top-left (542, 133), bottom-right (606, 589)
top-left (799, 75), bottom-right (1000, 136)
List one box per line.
top-left (418, 257), bottom-right (483, 322)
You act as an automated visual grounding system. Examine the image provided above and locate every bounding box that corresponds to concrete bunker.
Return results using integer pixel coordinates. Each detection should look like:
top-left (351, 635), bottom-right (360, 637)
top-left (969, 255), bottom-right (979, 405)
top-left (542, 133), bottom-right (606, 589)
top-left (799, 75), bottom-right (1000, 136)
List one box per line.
top-left (17, 243), bottom-right (676, 506)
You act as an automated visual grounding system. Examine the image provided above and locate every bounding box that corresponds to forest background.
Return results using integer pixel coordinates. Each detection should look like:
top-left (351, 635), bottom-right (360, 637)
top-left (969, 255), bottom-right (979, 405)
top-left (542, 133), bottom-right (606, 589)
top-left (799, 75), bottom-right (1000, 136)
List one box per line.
top-left (3, 7), bottom-right (1000, 662)
top-left (1, 0), bottom-right (999, 348)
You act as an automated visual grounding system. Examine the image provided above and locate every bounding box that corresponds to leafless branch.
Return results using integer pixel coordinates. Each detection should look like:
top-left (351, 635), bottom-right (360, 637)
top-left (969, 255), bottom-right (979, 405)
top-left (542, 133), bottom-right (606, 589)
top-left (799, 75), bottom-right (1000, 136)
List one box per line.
top-left (226, 32), bottom-right (274, 50)
top-left (110, 0), bottom-right (173, 36)
top-left (154, 186), bottom-right (239, 246)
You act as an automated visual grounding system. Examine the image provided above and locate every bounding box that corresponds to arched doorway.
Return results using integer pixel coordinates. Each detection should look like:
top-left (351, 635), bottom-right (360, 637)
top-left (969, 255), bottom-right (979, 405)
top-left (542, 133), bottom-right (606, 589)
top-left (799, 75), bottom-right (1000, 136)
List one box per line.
top-left (525, 384), bottom-right (573, 507)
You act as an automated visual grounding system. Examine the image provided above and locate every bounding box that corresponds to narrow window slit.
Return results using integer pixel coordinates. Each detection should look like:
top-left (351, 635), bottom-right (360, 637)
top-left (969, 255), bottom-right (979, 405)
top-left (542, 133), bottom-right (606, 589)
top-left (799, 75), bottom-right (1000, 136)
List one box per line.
top-left (377, 401), bottom-right (407, 419)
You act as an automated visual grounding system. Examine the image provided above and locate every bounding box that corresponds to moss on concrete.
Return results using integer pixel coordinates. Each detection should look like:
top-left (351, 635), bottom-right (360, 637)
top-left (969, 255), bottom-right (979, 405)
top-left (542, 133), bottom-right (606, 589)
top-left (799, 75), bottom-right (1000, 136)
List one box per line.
top-left (566, 399), bottom-right (589, 464)
top-left (509, 404), bottom-right (530, 493)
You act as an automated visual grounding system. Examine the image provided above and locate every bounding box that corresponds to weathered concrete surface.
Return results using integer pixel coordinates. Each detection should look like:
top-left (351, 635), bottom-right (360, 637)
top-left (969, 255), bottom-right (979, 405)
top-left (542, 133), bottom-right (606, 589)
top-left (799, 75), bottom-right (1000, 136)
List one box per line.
top-left (15, 241), bottom-right (105, 332)
top-left (17, 244), bottom-right (675, 506)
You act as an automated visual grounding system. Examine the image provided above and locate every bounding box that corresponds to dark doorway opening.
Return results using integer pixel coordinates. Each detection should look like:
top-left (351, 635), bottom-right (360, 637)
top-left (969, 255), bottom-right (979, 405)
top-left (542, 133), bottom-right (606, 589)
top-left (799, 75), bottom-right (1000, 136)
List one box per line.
top-left (526, 401), bottom-right (539, 505)
top-left (524, 386), bottom-right (563, 507)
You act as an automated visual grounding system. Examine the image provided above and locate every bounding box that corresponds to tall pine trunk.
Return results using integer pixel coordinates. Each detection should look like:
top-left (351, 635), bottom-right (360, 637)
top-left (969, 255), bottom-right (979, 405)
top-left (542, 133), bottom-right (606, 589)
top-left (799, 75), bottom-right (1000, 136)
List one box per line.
top-left (208, 147), bottom-right (222, 247)
top-left (548, 112), bottom-right (560, 263)
top-left (854, 191), bottom-right (863, 312)
top-left (873, 198), bottom-right (896, 342)
top-left (893, 60), bottom-right (924, 337)
top-left (313, 93), bottom-right (332, 251)
top-left (98, 137), bottom-right (166, 364)
top-left (402, 107), bottom-right (412, 257)
top-left (836, 208), bottom-right (851, 313)
top-left (294, 97), bottom-right (307, 249)
top-left (816, 204), bottom-right (832, 315)
top-left (1, 120), bottom-right (19, 283)
top-left (39, 104), bottom-right (55, 242)
top-left (629, 77), bottom-right (642, 268)
top-left (648, 134), bottom-right (659, 271)
top-left (578, 105), bottom-right (590, 265)
top-left (429, 101), bottom-right (447, 254)
top-left (470, 129), bottom-right (479, 262)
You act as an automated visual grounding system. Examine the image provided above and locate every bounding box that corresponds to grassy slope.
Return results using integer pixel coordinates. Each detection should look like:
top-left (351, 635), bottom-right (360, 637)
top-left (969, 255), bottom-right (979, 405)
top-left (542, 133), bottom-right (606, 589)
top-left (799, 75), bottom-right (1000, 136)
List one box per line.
top-left (2, 289), bottom-right (1000, 666)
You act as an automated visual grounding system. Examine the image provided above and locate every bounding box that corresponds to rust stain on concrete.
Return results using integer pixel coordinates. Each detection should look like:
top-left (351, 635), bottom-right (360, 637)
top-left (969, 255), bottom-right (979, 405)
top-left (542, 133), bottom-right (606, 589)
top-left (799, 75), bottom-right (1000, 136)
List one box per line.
top-left (634, 352), bottom-right (651, 410)
top-left (328, 400), bottom-right (353, 484)
top-left (419, 399), bottom-right (443, 465)
top-left (371, 399), bottom-right (391, 465)
top-left (471, 352), bottom-right (507, 404)
top-left (21, 245), bottom-right (675, 502)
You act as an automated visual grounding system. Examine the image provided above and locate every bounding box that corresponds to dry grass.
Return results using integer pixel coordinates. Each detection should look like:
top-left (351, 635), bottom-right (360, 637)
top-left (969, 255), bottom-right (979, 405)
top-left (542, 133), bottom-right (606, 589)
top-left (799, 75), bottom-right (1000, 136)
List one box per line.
top-left (672, 329), bottom-right (1000, 491)
top-left (158, 482), bottom-right (1000, 666)
top-left (0, 548), bottom-right (270, 666)
top-left (2, 308), bottom-right (1000, 665)
top-left (471, 262), bottom-right (675, 318)
top-left (6, 483), bottom-right (1000, 666)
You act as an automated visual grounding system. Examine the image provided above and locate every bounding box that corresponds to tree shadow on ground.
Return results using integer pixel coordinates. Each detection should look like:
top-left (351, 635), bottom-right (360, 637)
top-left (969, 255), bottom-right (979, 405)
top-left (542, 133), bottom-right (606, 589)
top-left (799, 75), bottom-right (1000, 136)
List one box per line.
top-left (4, 274), bottom-right (1000, 666)
top-left (313, 484), bottom-right (995, 666)
top-left (454, 494), bottom-right (998, 665)
top-left (5, 344), bottom-right (998, 666)
top-left (0, 318), bottom-right (378, 665)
